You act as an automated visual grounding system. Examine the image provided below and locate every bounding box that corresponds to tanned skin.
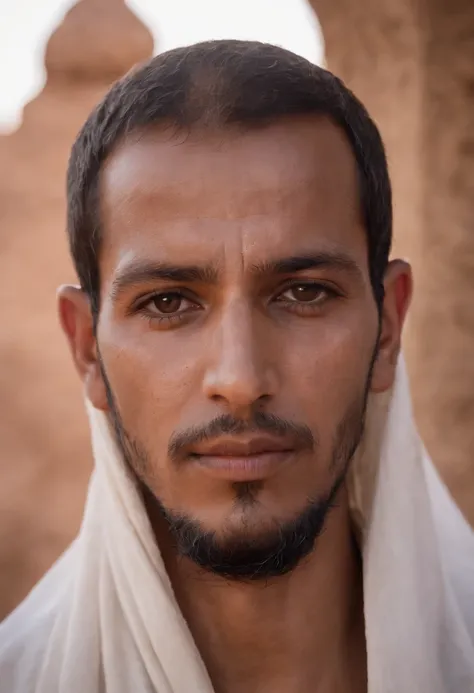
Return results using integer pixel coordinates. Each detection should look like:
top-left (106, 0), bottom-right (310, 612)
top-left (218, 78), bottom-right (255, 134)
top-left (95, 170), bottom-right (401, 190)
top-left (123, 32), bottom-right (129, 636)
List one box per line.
top-left (59, 116), bottom-right (412, 693)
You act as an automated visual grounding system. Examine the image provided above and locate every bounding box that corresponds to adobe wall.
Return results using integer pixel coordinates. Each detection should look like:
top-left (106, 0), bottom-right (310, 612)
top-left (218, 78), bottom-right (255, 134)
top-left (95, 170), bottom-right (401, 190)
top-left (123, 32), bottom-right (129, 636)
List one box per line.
top-left (0, 0), bottom-right (154, 618)
top-left (311, 0), bottom-right (474, 523)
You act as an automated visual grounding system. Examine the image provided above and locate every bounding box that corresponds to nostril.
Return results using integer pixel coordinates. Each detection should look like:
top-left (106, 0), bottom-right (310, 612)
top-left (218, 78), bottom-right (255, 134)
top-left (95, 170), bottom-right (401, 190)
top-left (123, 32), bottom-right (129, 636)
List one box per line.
top-left (256, 393), bottom-right (272, 405)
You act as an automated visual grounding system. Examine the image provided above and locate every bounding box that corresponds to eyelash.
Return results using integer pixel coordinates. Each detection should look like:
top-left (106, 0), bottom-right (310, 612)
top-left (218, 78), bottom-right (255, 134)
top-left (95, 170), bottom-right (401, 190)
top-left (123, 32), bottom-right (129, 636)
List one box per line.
top-left (134, 293), bottom-right (199, 327)
top-left (134, 281), bottom-right (341, 327)
top-left (277, 282), bottom-right (340, 312)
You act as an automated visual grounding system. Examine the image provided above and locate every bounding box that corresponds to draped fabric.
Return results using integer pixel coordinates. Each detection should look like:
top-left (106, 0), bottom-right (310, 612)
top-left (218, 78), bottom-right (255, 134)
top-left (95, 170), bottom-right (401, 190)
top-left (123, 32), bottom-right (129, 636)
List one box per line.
top-left (1, 357), bottom-right (474, 692)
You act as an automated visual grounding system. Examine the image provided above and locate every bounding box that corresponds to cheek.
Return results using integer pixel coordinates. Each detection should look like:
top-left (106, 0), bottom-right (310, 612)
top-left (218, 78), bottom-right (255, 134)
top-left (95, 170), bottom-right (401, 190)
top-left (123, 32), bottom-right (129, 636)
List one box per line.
top-left (278, 317), bottom-right (375, 426)
top-left (98, 326), bottom-right (201, 442)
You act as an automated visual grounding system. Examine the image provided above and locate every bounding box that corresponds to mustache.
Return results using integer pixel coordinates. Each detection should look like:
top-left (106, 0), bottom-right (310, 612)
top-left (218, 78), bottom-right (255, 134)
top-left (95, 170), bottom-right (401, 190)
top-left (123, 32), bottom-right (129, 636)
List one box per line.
top-left (168, 412), bottom-right (316, 462)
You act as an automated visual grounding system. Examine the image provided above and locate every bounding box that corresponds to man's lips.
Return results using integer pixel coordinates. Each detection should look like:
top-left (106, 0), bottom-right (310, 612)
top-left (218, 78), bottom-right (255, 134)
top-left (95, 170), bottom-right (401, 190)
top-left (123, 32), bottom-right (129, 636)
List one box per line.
top-left (189, 436), bottom-right (296, 481)
top-left (192, 435), bottom-right (295, 458)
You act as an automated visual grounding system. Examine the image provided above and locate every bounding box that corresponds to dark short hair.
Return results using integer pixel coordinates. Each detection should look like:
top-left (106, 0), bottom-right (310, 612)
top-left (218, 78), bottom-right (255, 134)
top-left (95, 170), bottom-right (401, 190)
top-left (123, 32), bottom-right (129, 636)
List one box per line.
top-left (67, 39), bottom-right (392, 316)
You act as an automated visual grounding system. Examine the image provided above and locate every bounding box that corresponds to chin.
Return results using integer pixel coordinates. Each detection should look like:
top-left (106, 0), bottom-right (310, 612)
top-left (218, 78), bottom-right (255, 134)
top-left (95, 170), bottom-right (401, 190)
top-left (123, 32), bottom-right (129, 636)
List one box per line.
top-left (159, 492), bottom-right (337, 581)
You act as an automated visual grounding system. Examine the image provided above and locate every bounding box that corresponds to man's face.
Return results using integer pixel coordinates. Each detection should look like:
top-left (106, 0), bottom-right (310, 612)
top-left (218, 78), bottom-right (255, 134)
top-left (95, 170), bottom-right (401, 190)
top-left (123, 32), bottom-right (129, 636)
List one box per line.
top-left (61, 116), bottom-right (405, 579)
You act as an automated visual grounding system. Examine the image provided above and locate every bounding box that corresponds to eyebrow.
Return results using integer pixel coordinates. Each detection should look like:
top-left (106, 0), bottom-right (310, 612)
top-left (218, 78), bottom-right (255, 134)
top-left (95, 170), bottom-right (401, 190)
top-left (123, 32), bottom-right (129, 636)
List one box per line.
top-left (250, 252), bottom-right (363, 280)
top-left (111, 261), bottom-right (220, 301)
top-left (110, 251), bottom-right (363, 301)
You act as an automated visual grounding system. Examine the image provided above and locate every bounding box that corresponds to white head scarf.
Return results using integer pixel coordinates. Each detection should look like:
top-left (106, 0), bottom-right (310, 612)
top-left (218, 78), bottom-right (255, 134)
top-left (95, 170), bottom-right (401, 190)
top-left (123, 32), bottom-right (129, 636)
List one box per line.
top-left (1, 356), bottom-right (474, 692)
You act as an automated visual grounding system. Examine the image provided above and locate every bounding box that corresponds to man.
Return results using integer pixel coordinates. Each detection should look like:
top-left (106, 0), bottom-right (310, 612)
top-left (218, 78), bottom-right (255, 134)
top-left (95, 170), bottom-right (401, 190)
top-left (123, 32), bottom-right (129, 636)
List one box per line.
top-left (1, 40), bottom-right (474, 693)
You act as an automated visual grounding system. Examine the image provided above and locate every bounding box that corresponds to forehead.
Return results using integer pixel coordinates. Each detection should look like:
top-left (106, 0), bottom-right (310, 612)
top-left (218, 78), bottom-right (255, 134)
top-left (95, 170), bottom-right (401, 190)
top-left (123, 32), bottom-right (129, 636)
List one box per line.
top-left (99, 116), bottom-right (366, 276)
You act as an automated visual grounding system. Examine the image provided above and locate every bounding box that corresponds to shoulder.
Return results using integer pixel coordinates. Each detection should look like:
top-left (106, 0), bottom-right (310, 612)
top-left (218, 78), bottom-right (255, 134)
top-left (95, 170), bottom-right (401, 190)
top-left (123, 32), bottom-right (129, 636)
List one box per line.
top-left (424, 453), bottom-right (474, 635)
top-left (0, 547), bottom-right (75, 693)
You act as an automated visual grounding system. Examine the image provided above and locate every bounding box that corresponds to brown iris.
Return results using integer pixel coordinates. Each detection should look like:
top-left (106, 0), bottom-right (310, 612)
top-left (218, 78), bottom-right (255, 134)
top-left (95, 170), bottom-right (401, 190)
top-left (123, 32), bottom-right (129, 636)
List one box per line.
top-left (151, 293), bottom-right (183, 314)
top-left (287, 284), bottom-right (325, 302)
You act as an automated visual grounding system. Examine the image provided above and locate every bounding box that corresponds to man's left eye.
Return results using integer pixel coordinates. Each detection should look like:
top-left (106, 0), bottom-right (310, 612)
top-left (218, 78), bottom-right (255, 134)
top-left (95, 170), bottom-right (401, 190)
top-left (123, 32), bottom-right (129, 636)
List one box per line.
top-left (278, 283), bottom-right (331, 304)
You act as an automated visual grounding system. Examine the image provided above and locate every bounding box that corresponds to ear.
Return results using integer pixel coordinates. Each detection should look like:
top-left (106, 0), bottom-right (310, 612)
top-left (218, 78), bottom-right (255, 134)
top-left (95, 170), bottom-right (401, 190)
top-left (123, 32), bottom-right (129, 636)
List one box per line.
top-left (57, 285), bottom-right (109, 411)
top-left (370, 260), bottom-right (413, 393)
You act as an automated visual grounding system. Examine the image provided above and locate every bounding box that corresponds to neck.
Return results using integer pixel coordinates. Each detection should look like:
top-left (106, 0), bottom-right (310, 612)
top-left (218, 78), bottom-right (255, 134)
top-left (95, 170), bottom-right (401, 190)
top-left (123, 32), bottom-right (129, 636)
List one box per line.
top-left (150, 488), bottom-right (366, 693)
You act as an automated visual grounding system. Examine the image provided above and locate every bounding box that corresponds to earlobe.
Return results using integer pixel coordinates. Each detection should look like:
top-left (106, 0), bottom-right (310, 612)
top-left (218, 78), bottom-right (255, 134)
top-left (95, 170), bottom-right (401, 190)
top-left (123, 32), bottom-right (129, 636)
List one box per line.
top-left (57, 285), bottom-right (109, 411)
top-left (370, 260), bottom-right (413, 394)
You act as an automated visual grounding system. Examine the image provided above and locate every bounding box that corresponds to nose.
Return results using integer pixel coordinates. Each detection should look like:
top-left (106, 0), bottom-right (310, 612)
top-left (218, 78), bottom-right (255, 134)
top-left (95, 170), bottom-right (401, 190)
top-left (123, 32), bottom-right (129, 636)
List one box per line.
top-left (202, 298), bottom-right (278, 415)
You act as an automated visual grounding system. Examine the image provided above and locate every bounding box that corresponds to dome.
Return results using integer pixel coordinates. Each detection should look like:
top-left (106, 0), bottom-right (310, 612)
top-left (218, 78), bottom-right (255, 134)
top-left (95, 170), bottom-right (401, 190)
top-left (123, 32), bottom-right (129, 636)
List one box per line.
top-left (44, 0), bottom-right (154, 83)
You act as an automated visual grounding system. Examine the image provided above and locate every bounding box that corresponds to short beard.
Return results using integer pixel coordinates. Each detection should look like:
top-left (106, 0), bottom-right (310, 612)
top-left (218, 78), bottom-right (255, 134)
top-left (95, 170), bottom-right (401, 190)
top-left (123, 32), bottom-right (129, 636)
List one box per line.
top-left (98, 349), bottom-right (376, 582)
top-left (157, 479), bottom-right (345, 581)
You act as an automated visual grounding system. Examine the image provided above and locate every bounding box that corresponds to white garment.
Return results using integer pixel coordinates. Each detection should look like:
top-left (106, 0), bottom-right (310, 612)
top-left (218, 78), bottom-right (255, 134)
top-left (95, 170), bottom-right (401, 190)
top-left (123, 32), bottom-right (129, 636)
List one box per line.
top-left (1, 358), bottom-right (474, 692)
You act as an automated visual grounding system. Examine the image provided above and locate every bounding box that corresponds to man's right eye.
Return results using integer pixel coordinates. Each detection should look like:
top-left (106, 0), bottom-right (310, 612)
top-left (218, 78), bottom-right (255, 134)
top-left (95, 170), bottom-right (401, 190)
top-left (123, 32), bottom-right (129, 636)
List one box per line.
top-left (133, 291), bottom-right (202, 326)
top-left (146, 292), bottom-right (190, 315)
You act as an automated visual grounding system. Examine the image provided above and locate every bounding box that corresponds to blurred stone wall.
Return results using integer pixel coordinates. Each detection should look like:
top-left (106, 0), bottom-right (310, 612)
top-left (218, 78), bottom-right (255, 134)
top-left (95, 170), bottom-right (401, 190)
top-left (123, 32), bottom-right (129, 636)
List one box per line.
top-left (0, 0), bottom-right (153, 619)
top-left (311, 0), bottom-right (474, 524)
